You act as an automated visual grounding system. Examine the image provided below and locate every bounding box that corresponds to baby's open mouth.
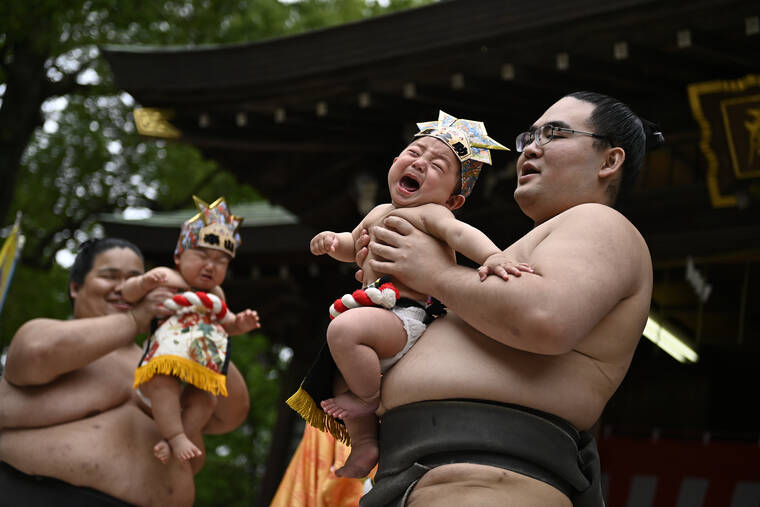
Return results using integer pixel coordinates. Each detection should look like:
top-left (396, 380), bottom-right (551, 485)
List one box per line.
top-left (400, 175), bottom-right (420, 192)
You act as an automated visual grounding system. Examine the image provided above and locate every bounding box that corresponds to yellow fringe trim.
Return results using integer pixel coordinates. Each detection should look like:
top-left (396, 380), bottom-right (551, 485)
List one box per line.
top-left (286, 386), bottom-right (351, 446)
top-left (134, 355), bottom-right (228, 397)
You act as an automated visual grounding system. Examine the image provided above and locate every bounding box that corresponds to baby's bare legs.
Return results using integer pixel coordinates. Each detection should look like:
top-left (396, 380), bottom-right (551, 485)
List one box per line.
top-left (321, 307), bottom-right (406, 419)
top-left (152, 385), bottom-right (217, 470)
top-left (336, 413), bottom-right (379, 478)
top-left (141, 374), bottom-right (202, 464)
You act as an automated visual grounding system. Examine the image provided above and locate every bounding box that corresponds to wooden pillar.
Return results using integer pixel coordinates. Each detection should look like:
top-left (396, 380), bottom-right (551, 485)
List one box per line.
top-left (257, 264), bottom-right (351, 506)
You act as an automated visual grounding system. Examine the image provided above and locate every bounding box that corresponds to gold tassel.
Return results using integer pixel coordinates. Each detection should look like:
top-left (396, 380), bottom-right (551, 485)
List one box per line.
top-left (286, 387), bottom-right (351, 445)
top-left (134, 355), bottom-right (228, 397)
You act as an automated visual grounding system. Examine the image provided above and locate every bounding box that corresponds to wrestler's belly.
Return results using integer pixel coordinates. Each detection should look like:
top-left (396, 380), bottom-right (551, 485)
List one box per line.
top-left (0, 403), bottom-right (194, 507)
top-left (408, 463), bottom-right (572, 507)
top-left (379, 314), bottom-right (611, 430)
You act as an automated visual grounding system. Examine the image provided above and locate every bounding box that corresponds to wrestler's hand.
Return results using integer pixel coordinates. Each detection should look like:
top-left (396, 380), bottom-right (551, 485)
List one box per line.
top-left (310, 231), bottom-right (339, 255)
top-left (354, 228), bottom-right (370, 283)
top-left (477, 253), bottom-right (534, 281)
top-left (367, 216), bottom-right (453, 296)
top-left (229, 309), bottom-right (261, 335)
top-left (130, 286), bottom-right (174, 334)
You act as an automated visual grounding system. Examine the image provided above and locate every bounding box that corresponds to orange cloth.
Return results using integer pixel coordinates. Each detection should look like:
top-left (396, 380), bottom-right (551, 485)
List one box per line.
top-left (270, 425), bottom-right (374, 507)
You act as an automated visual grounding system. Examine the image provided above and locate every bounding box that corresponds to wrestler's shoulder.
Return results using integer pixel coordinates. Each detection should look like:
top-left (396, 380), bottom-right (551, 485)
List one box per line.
top-left (14, 317), bottom-right (64, 332)
top-left (557, 203), bottom-right (639, 233)
top-left (559, 205), bottom-right (651, 278)
top-left (562, 202), bottom-right (626, 219)
top-left (5, 318), bottom-right (67, 354)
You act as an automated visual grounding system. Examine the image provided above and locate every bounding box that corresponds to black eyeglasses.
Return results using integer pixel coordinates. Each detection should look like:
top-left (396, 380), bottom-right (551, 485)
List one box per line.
top-left (515, 124), bottom-right (607, 152)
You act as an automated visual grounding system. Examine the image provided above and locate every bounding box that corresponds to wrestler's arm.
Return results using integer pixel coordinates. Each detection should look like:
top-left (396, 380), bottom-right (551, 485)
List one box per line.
top-left (202, 362), bottom-right (250, 434)
top-left (0, 355), bottom-right (135, 429)
top-left (388, 204), bottom-right (501, 263)
top-left (369, 204), bottom-right (646, 354)
top-left (3, 287), bottom-right (173, 386)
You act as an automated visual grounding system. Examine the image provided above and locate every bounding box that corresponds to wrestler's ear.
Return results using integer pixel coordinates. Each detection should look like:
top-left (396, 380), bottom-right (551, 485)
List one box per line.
top-left (173, 253), bottom-right (181, 267)
top-left (445, 194), bottom-right (465, 211)
top-left (598, 146), bottom-right (625, 180)
top-left (69, 281), bottom-right (80, 301)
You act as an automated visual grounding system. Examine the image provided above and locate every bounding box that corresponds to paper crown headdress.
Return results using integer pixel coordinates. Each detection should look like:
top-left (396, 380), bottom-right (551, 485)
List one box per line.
top-left (174, 196), bottom-right (243, 258)
top-left (414, 110), bottom-right (509, 198)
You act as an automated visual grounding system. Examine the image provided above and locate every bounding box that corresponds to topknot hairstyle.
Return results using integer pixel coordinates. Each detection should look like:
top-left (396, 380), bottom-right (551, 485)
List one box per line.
top-left (566, 91), bottom-right (664, 206)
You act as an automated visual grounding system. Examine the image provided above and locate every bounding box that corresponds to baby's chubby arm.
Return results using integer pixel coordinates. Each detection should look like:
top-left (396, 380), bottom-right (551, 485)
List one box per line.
top-left (207, 284), bottom-right (262, 336)
top-left (222, 308), bottom-right (261, 336)
top-left (389, 204), bottom-right (500, 264)
top-left (122, 266), bottom-right (189, 303)
top-left (477, 252), bottom-right (534, 281)
top-left (389, 204), bottom-right (533, 281)
top-left (310, 203), bottom-right (394, 263)
top-left (310, 231), bottom-right (355, 262)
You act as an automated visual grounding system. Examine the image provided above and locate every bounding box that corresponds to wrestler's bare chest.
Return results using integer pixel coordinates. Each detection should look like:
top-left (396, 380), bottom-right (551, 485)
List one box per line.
top-left (380, 309), bottom-right (610, 430)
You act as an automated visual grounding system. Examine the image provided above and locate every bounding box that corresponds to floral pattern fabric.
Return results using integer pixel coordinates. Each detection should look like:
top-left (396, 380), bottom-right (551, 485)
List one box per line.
top-left (135, 308), bottom-right (230, 396)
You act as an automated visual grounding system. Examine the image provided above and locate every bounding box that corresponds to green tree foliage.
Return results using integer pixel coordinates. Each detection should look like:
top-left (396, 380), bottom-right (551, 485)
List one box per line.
top-left (0, 0), bottom-right (435, 323)
top-left (1, 0), bottom-right (436, 260)
top-left (1, 1), bottom-right (434, 505)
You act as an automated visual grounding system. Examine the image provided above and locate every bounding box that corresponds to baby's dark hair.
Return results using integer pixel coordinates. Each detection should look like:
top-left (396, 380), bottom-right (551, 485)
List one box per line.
top-left (566, 91), bottom-right (664, 206)
top-left (68, 238), bottom-right (144, 305)
top-left (451, 169), bottom-right (462, 196)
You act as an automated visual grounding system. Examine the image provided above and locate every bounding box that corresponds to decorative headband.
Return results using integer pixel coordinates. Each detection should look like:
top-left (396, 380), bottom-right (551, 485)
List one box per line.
top-left (414, 110), bottom-right (509, 197)
top-left (174, 196), bottom-right (243, 258)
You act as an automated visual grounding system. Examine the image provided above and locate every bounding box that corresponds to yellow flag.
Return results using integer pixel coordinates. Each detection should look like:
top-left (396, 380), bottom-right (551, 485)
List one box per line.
top-left (0, 213), bottom-right (23, 316)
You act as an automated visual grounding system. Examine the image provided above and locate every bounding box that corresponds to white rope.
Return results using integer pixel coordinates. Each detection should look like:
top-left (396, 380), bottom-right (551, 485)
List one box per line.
top-left (163, 291), bottom-right (226, 321)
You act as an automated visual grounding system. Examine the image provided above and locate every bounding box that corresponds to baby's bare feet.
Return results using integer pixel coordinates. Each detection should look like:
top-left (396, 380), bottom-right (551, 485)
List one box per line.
top-left (335, 439), bottom-right (378, 478)
top-left (321, 392), bottom-right (379, 420)
top-left (153, 440), bottom-right (171, 464)
top-left (168, 433), bottom-right (202, 464)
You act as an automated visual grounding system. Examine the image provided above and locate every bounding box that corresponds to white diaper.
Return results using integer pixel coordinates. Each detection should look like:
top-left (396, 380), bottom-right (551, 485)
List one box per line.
top-left (379, 305), bottom-right (428, 373)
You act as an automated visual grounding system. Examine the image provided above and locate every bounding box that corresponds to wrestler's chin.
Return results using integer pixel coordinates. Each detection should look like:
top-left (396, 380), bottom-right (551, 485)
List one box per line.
top-left (513, 186), bottom-right (533, 204)
top-left (512, 189), bottom-right (541, 218)
top-left (108, 301), bottom-right (132, 313)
